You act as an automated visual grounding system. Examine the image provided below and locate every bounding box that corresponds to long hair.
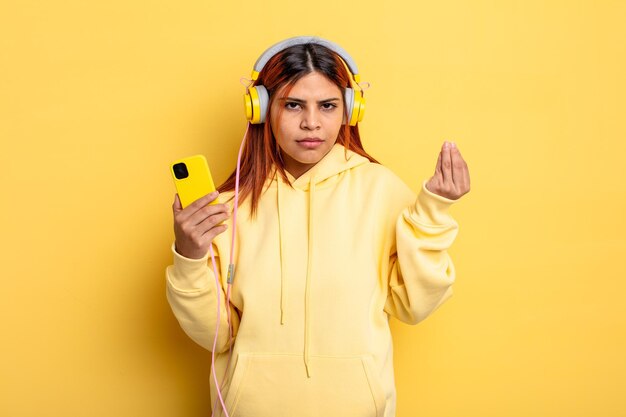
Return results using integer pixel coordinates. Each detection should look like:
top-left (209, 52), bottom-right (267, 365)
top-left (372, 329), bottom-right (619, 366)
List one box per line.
top-left (218, 42), bottom-right (379, 216)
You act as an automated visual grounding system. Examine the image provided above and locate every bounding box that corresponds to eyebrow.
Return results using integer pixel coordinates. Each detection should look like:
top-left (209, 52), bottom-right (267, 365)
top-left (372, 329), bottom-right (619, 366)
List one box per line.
top-left (281, 97), bottom-right (341, 104)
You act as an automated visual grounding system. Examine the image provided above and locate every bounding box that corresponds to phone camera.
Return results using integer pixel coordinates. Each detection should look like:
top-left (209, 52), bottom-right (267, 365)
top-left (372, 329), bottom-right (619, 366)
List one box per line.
top-left (173, 163), bottom-right (189, 179)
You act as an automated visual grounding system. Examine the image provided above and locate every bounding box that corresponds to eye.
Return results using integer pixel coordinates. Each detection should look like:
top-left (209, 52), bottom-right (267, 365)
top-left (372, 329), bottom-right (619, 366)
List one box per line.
top-left (321, 103), bottom-right (338, 111)
top-left (285, 102), bottom-right (301, 110)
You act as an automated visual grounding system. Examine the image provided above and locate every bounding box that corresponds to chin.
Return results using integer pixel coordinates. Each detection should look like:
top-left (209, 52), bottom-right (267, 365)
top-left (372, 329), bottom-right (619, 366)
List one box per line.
top-left (299, 149), bottom-right (328, 161)
top-left (294, 155), bottom-right (322, 165)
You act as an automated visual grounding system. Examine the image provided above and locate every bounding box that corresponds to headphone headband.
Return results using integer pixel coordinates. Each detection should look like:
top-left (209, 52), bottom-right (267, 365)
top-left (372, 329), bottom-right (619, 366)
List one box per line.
top-left (244, 36), bottom-right (366, 125)
top-left (251, 36), bottom-right (360, 83)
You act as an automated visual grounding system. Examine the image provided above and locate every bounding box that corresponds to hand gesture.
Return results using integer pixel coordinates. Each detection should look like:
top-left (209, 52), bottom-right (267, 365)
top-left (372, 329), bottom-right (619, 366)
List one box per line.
top-left (425, 141), bottom-right (470, 200)
top-left (172, 191), bottom-right (229, 259)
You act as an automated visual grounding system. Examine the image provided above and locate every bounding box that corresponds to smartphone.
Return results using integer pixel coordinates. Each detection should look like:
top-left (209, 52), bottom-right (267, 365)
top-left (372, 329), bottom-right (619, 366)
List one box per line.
top-left (170, 154), bottom-right (217, 209)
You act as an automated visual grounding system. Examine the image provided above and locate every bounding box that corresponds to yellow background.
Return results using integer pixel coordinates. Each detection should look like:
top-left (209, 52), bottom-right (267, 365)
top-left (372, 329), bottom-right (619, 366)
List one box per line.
top-left (1, 1), bottom-right (625, 416)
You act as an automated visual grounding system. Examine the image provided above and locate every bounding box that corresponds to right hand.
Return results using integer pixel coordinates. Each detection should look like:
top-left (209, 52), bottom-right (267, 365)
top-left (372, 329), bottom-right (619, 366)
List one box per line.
top-left (173, 191), bottom-right (230, 259)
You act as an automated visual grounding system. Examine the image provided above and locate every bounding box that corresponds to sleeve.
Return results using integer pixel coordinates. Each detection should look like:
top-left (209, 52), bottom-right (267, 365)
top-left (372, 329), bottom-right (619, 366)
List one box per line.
top-left (165, 242), bottom-right (241, 353)
top-left (384, 179), bottom-right (460, 325)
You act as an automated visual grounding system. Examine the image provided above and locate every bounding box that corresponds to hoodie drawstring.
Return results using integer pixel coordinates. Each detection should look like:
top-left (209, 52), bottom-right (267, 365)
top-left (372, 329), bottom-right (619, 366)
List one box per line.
top-left (303, 178), bottom-right (315, 378)
top-left (277, 175), bottom-right (287, 325)
top-left (272, 146), bottom-right (366, 380)
top-left (276, 173), bottom-right (315, 378)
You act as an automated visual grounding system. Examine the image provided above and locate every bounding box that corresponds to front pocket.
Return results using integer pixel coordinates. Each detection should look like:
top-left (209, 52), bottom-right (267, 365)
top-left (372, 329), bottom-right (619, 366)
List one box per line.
top-left (221, 352), bottom-right (386, 417)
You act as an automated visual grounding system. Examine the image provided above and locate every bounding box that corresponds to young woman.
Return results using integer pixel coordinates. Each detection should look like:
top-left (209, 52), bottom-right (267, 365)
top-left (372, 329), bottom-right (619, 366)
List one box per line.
top-left (166, 36), bottom-right (470, 417)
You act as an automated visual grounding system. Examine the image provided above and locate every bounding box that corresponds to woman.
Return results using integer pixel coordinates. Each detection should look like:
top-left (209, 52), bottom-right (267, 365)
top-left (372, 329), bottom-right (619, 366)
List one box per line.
top-left (166, 36), bottom-right (470, 417)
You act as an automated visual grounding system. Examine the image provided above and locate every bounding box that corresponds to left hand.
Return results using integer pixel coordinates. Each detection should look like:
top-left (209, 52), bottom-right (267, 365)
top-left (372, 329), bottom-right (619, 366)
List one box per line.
top-left (425, 141), bottom-right (470, 200)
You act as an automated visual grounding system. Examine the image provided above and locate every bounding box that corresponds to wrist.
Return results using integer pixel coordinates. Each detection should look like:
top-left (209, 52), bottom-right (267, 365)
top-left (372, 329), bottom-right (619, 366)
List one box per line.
top-left (174, 242), bottom-right (208, 260)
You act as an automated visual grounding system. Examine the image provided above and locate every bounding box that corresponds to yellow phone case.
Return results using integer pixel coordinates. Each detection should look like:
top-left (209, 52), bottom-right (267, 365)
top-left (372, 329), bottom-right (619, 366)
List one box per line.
top-left (170, 154), bottom-right (217, 209)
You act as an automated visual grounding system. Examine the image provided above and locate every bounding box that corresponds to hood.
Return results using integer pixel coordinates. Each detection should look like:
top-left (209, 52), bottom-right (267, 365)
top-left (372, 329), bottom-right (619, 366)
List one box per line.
top-left (276, 143), bottom-right (370, 190)
top-left (272, 143), bottom-right (370, 377)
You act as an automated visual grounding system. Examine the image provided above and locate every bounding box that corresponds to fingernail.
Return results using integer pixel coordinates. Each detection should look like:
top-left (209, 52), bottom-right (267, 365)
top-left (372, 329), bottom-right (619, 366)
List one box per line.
top-left (443, 141), bottom-right (449, 149)
top-left (451, 142), bottom-right (456, 148)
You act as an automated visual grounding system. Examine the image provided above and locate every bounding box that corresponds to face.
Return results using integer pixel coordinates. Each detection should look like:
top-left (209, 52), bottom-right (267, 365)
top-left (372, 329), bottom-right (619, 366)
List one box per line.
top-left (269, 71), bottom-right (344, 178)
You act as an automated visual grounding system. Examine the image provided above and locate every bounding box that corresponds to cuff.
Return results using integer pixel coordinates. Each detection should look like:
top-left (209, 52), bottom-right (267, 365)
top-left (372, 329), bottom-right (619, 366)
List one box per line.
top-left (168, 242), bottom-right (211, 291)
top-left (414, 180), bottom-right (458, 225)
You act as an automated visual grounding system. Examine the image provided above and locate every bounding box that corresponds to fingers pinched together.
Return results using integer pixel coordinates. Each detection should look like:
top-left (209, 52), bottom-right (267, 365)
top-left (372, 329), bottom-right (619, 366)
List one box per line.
top-left (425, 141), bottom-right (470, 200)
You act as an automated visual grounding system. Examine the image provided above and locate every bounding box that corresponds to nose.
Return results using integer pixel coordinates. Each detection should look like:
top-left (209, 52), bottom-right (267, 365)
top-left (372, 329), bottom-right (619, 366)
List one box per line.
top-left (300, 107), bottom-right (321, 130)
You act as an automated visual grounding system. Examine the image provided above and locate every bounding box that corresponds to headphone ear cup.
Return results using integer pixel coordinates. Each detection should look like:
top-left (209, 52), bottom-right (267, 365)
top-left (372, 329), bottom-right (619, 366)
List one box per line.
top-left (353, 91), bottom-right (365, 124)
top-left (343, 88), bottom-right (354, 126)
top-left (244, 90), bottom-right (253, 122)
top-left (244, 85), bottom-right (270, 124)
top-left (344, 88), bottom-right (365, 126)
top-left (256, 85), bottom-right (269, 123)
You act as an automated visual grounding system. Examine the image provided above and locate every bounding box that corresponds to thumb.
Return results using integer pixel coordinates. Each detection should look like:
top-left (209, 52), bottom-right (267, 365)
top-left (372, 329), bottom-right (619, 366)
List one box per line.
top-left (172, 193), bottom-right (183, 212)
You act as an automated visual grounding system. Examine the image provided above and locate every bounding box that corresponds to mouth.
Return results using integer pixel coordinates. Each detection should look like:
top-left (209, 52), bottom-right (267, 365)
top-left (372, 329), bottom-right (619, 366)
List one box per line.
top-left (296, 138), bottom-right (325, 149)
top-left (297, 137), bottom-right (324, 143)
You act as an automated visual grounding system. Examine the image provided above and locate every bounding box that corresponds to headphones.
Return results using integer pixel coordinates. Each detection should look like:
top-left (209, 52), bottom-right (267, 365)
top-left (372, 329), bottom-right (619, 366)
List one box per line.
top-left (243, 36), bottom-right (366, 126)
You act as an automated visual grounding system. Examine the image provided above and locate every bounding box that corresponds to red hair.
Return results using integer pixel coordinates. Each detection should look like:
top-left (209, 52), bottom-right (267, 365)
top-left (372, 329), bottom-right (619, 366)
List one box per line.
top-left (218, 42), bottom-right (378, 216)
